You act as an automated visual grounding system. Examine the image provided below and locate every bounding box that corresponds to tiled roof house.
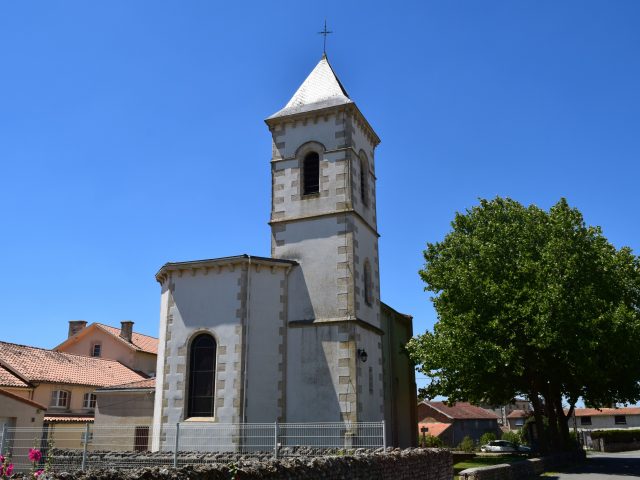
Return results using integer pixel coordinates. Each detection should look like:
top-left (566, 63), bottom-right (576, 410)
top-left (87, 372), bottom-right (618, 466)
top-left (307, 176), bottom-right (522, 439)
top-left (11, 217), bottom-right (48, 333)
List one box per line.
top-left (54, 321), bottom-right (158, 375)
top-left (417, 401), bottom-right (500, 446)
top-left (0, 340), bottom-right (147, 425)
top-left (570, 407), bottom-right (640, 430)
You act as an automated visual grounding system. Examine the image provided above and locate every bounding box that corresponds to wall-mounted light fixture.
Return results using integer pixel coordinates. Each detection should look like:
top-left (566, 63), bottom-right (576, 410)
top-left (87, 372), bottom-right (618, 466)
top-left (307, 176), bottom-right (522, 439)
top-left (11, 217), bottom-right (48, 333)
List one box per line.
top-left (357, 348), bottom-right (368, 363)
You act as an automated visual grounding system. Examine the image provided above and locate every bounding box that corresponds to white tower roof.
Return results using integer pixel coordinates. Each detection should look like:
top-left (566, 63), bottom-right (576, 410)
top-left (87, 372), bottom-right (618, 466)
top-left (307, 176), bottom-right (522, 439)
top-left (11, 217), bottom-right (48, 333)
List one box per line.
top-left (268, 55), bottom-right (352, 119)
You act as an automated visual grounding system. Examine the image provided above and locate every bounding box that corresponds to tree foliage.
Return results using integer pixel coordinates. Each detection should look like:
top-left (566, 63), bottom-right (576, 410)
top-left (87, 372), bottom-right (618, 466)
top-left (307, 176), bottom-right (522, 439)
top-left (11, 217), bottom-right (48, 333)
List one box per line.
top-left (407, 197), bottom-right (640, 452)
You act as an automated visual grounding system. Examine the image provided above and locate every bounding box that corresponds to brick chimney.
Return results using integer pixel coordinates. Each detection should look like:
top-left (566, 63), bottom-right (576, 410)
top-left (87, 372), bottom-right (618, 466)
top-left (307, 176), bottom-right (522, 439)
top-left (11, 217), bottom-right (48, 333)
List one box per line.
top-left (120, 321), bottom-right (134, 343)
top-left (68, 320), bottom-right (87, 338)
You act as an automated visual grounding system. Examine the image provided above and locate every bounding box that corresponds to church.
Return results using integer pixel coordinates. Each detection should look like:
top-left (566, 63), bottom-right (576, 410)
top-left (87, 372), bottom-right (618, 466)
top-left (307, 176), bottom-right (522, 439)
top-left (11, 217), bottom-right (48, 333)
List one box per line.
top-left (151, 54), bottom-right (417, 448)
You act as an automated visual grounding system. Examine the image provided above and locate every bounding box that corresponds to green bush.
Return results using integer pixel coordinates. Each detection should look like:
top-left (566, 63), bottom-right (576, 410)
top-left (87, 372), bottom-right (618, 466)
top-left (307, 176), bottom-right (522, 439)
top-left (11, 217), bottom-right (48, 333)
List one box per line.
top-left (590, 429), bottom-right (640, 443)
top-left (501, 430), bottom-right (522, 445)
top-left (458, 435), bottom-right (475, 452)
top-left (479, 432), bottom-right (497, 445)
top-left (420, 434), bottom-right (444, 447)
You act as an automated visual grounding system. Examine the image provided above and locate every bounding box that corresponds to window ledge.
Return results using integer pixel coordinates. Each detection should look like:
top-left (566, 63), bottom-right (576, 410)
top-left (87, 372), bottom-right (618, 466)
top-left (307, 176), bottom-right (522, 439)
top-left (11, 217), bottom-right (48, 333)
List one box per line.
top-left (184, 417), bottom-right (217, 423)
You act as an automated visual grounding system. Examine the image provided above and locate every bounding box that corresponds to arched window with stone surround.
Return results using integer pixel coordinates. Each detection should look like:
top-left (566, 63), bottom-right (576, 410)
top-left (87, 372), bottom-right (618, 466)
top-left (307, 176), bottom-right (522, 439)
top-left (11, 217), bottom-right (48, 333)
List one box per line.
top-left (364, 260), bottom-right (373, 306)
top-left (303, 151), bottom-right (320, 195)
top-left (360, 153), bottom-right (369, 207)
top-left (187, 333), bottom-right (217, 418)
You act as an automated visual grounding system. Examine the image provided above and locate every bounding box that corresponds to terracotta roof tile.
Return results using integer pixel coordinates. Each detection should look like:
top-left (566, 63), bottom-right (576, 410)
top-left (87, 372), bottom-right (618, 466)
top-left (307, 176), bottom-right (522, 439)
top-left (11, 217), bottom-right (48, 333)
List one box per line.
top-left (0, 341), bottom-right (147, 387)
top-left (44, 415), bottom-right (94, 423)
top-left (96, 324), bottom-right (158, 354)
top-left (572, 407), bottom-right (640, 417)
top-left (97, 378), bottom-right (155, 390)
top-left (507, 409), bottom-right (529, 419)
top-left (0, 365), bottom-right (30, 387)
top-left (418, 422), bottom-right (452, 438)
top-left (0, 388), bottom-right (46, 410)
top-left (425, 401), bottom-right (500, 420)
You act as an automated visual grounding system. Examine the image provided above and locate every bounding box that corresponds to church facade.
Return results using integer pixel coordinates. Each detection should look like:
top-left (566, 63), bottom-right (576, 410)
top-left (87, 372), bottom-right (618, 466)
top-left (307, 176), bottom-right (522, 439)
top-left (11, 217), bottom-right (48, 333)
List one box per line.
top-left (151, 55), bottom-right (417, 448)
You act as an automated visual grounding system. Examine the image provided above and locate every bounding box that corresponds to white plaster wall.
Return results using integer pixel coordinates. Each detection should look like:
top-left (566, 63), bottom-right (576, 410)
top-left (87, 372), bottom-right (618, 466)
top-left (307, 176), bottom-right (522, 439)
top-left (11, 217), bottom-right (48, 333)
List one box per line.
top-left (151, 284), bottom-right (170, 450)
top-left (274, 112), bottom-right (343, 160)
top-left (580, 415), bottom-right (640, 429)
top-left (277, 218), bottom-right (345, 321)
top-left (161, 269), bottom-right (243, 426)
top-left (349, 118), bottom-right (378, 230)
top-left (355, 325), bottom-right (384, 423)
top-left (244, 267), bottom-right (286, 423)
top-left (272, 147), bottom-right (349, 221)
top-left (285, 324), bottom-right (346, 423)
top-left (353, 216), bottom-right (380, 329)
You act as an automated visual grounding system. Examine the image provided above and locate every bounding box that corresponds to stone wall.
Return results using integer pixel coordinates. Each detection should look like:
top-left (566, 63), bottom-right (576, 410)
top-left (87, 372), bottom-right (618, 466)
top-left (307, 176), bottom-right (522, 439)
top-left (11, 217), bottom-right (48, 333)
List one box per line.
top-left (46, 448), bottom-right (452, 480)
top-left (458, 451), bottom-right (585, 479)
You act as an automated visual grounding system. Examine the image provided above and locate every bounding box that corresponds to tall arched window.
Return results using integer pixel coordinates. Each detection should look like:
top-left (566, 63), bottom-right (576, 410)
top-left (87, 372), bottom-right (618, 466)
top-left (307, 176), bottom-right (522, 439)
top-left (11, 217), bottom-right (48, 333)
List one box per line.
top-left (187, 333), bottom-right (216, 417)
top-left (303, 152), bottom-right (320, 195)
top-left (360, 154), bottom-right (368, 207)
top-left (364, 260), bottom-right (373, 306)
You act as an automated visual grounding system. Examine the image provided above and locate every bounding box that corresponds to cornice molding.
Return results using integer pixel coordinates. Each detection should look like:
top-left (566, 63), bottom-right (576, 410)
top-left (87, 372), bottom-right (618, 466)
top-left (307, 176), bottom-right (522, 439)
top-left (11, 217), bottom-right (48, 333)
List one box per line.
top-left (269, 209), bottom-right (380, 238)
top-left (156, 255), bottom-right (297, 285)
top-left (265, 103), bottom-right (380, 147)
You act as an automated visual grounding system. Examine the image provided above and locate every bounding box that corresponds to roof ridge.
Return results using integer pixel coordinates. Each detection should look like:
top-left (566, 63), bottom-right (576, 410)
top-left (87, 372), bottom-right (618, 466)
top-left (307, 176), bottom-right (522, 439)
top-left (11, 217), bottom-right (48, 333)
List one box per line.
top-left (95, 322), bottom-right (157, 339)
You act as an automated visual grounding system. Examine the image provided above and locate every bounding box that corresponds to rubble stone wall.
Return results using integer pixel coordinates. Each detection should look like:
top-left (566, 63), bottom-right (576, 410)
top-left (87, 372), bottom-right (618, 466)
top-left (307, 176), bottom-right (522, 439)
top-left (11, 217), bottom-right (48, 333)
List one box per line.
top-left (45, 448), bottom-right (452, 480)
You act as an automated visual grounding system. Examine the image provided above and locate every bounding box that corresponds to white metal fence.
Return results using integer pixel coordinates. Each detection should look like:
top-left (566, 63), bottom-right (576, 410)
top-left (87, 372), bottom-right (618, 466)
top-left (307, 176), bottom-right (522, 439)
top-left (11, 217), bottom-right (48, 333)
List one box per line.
top-left (0, 422), bottom-right (385, 472)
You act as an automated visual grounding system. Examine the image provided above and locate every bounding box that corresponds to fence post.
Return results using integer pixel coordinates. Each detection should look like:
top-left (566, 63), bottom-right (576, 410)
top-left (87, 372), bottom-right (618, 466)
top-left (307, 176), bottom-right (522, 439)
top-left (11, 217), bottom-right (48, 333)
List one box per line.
top-left (382, 420), bottom-right (386, 450)
top-left (173, 423), bottom-right (180, 468)
top-left (0, 423), bottom-right (6, 457)
top-left (273, 420), bottom-right (279, 459)
top-left (81, 423), bottom-right (90, 471)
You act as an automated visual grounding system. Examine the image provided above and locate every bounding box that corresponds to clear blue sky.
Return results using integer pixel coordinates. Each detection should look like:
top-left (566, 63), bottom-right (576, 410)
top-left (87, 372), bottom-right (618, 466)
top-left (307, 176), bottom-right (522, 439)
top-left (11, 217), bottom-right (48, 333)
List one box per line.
top-left (1, 1), bottom-right (638, 392)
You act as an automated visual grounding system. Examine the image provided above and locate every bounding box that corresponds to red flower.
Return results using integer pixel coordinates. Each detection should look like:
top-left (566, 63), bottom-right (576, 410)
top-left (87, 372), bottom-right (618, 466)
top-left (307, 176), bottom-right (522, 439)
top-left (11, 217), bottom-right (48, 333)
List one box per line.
top-left (28, 449), bottom-right (42, 463)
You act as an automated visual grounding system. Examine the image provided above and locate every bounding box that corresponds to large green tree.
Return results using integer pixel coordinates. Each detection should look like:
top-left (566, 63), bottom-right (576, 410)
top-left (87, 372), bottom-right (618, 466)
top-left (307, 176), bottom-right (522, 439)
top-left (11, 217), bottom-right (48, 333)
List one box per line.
top-left (407, 197), bottom-right (640, 452)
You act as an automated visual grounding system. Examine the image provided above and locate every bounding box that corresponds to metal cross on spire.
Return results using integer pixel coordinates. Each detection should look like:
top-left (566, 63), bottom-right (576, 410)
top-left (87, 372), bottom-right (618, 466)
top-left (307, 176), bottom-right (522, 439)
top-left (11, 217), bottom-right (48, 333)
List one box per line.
top-left (318, 20), bottom-right (333, 55)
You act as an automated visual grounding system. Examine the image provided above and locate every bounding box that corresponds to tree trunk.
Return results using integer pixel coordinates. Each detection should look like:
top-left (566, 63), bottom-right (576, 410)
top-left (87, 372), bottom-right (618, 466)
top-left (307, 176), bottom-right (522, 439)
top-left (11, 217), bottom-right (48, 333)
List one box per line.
top-left (529, 391), bottom-right (548, 454)
top-left (553, 395), bottom-right (573, 451)
top-left (542, 384), bottom-right (561, 452)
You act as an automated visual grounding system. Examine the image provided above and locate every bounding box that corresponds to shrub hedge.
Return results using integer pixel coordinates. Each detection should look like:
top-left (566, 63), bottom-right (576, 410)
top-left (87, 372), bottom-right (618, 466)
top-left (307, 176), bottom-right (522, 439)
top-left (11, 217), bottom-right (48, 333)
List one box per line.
top-left (590, 429), bottom-right (640, 443)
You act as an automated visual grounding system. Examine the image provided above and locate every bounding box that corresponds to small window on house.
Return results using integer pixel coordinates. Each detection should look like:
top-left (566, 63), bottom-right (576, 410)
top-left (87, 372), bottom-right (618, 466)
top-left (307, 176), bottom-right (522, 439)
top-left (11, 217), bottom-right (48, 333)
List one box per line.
top-left (50, 390), bottom-right (70, 408)
top-left (303, 152), bottom-right (320, 195)
top-left (360, 154), bottom-right (369, 207)
top-left (515, 418), bottom-right (525, 427)
top-left (364, 260), bottom-right (373, 306)
top-left (615, 415), bottom-right (627, 425)
top-left (580, 416), bottom-right (592, 426)
top-left (187, 333), bottom-right (217, 418)
top-left (83, 393), bottom-right (97, 409)
top-left (91, 343), bottom-right (101, 357)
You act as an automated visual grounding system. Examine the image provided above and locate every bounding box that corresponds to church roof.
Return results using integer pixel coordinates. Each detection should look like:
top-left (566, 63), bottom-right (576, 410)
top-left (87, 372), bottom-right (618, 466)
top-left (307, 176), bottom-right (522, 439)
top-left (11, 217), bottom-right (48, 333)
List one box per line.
top-left (268, 55), bottom-right (353, 119)
top-left (156, 254), bottom-right (297, 283)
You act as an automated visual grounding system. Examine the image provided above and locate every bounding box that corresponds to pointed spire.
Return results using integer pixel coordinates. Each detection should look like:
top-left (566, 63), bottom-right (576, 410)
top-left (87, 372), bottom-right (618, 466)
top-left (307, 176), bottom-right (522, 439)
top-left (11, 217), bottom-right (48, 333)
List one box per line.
top-left (268, 56), bottom-right (352, 119)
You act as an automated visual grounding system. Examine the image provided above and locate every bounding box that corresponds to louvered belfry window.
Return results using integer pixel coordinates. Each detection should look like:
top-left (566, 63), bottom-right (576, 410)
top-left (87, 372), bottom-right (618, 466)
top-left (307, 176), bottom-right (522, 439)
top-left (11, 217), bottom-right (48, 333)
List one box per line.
top-left (303, 152), bottom-right (320, 195)
top-left (187, 333), bottom-right (216, 417)
top-left (360, 155), bottom-right (368, 207)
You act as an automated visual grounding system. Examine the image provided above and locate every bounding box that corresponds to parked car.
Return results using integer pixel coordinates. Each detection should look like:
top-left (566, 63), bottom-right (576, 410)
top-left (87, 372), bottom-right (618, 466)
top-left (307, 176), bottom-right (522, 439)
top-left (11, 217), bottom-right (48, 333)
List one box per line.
top-left (480, 440), bottom-right (532, 453)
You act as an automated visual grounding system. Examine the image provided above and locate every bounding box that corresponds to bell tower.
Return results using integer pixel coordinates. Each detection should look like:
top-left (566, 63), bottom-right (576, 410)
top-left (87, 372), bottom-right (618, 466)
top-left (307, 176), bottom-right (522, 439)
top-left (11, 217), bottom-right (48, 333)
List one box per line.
top-left (265, 56), bottom-right (384, 423)
top-left (265, 55), bottom-right (381, 330)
